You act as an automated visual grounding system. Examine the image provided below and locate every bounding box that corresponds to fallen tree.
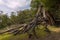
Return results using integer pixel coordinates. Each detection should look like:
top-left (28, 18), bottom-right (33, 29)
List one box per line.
top-left (0, 4), bottom-right (55, 39)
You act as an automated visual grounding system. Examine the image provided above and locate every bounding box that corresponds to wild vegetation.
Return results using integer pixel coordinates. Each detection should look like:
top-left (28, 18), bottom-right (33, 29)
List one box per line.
top-left (0, 0), bottom-right (60, 40)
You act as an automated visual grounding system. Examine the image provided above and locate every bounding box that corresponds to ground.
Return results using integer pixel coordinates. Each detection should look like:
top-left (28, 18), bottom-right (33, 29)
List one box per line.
top-left (0, 26), bottom-right (60, 40)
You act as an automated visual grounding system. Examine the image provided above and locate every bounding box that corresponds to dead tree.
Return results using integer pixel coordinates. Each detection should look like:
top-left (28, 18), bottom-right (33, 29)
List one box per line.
top-left (13, 4), bottom-right (54, 38)
top-left (0, 4), bottom-right (55, 39)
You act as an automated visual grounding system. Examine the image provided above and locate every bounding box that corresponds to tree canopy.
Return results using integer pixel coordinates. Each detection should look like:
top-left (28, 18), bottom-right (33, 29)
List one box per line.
top-left (31, 0), bottom-right (60, 19)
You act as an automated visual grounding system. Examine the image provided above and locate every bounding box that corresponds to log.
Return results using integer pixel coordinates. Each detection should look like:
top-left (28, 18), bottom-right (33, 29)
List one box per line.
top-left (0, 4), bottom-right (54, 37)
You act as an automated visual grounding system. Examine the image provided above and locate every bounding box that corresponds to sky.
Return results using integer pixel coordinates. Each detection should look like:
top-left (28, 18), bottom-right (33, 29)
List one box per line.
top-left (0, 0), bottom-right (31, 15)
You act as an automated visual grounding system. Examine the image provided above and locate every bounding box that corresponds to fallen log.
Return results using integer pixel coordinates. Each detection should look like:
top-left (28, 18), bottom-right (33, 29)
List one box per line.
top-left (0, 24), bottom-right (27, 34)
top-left (0, 4), bottom-right (55, 39)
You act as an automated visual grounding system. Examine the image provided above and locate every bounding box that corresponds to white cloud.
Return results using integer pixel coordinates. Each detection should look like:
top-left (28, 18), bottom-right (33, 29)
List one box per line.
top-left (6, 1), bottom-right (20, 9)
top-left (5, 0), bottom-right (30, 9)
top-left (0, 0), bottom-right (4, 5)
top-left (0, 0), bottom-right (31, 15)
top-left (0, 0), bottom-right (31, 9)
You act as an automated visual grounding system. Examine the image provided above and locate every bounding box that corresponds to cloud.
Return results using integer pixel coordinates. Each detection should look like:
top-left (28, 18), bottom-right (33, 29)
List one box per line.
top-left (6, 0), bottom-right (23, 9)
top-left (0, 0), bottom-right (4, 5)
top-left (0, 0), bottom-right (31, 15)
top-left (0, 0), bottom-right (31, 9)
top-left (6, 1), bottom-right (20, 9)
top-left (2, 0), bottom-right (31, 9)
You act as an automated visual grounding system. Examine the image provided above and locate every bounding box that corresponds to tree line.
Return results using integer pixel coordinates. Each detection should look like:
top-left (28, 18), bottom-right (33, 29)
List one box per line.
top-left (0, 9), bottom-right (36, 29)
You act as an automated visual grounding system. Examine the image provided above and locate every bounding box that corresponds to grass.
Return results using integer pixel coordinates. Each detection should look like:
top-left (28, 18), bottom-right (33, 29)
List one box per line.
top-left (0, 33), bottom-right (12, 40)
top-left (0, 33), bottom-right (29, 40)
top-left (0, 25), bottom-right (59, 40)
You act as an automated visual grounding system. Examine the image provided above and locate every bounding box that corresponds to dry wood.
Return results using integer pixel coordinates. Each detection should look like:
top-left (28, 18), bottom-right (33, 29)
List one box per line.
top-left (0, 4), bottom-right (55, 39)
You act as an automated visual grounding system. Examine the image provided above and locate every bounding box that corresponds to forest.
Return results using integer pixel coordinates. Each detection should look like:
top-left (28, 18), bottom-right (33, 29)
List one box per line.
top-left (0, 0), bottom-right (60, 40)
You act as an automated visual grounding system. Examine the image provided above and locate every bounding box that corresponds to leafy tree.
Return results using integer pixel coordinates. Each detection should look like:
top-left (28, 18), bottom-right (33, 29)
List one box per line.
top-left (31, 0), bottom-right (60, 19)
top-left (10, 12), bottom-right (18, 24)
top-left (0, 14), bottom-right (9, 29)
top-left (17, 9), bottom-right (34, 24)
